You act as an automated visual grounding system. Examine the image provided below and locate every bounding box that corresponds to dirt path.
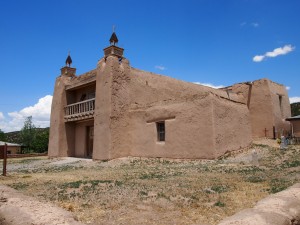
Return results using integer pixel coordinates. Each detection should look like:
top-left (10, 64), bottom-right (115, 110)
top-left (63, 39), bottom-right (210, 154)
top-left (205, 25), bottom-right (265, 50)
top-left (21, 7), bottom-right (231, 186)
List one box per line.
top-left (0, 185), bottom-right (83, 225)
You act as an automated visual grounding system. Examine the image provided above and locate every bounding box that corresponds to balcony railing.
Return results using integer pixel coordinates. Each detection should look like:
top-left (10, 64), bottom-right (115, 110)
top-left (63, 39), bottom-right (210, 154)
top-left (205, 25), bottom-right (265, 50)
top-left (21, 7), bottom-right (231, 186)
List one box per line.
top-left (64, 98), bottom-right (95, 122)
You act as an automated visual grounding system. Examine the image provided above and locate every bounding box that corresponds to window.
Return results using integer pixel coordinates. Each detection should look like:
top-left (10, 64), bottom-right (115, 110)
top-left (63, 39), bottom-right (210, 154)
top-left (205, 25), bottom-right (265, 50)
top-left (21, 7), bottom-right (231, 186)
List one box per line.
top-left (156, 121), bottom-right (165, 142)
top-left (278, 95), bottom-right (283, 117)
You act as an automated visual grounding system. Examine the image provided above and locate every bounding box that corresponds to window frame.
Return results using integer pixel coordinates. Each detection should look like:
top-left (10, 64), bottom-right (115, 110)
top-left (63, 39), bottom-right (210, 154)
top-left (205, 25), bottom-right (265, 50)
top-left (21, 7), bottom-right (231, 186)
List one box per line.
top-left (156, 121), bottom-right (165, 142)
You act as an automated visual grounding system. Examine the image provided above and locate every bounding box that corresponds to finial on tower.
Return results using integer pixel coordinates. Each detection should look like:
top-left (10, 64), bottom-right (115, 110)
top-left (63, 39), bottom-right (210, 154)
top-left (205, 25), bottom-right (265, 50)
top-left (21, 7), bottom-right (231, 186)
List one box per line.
top-left (109, 25), bottom-right (118, 46)
top-left (65, 51), bottom-right (72, 67)
top-left (61, 51), bottom-right (76, 76)
top-left (103, 27), bottom-right (124, 58)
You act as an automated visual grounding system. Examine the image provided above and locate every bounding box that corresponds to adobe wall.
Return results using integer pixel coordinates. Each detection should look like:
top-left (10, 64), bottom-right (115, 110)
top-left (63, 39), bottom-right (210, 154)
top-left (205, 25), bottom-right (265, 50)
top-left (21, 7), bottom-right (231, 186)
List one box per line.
top-left (128, 94), bottom-right (216, 159)
top-left (248, 79), bottom-right (274, 138)
top-left (50, 55), bottom-right (276, 160)
top-left (92, 56), bottom-right (133, 160)
top-left (6, 146), bottom-right (21, 154)
top-left (218, 183), bottom-right (300, 225)
top-left (48, 75), bottom-right (75, 157)
top-left (212, 96), bottom-right (252, 157)
top-left (92, 58), bottom-right (113, 160)
top-left (291, 120), bottom-right (300, 137)
top-left (103, 62), bottom-right (252, 160)
top-left (129, 68), bottom-right (243, 104)
top-left (231, 79), bottom-right (290, 138)
top-left (268, 80), bottom-right (291, 136)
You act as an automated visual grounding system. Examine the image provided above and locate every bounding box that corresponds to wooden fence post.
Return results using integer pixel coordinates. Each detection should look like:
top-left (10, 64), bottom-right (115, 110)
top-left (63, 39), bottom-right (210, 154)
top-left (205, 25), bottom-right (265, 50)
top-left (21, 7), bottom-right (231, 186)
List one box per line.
top-left (3, 144), bottom-right (7, 176)
top-left (0, 144), bottom-right (7, 176)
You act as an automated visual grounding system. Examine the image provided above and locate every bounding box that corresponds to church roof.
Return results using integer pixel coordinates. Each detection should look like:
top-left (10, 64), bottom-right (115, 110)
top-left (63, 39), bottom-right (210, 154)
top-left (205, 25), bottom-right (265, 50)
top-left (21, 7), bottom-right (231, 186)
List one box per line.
top-left (0, 141), bottom-right (21, 147)
top-left (286, 115), bottom-right (300, 121)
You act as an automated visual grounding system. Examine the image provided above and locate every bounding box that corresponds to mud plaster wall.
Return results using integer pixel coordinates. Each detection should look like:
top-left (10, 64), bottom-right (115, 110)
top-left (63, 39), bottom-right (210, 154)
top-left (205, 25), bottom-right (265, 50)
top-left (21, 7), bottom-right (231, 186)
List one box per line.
top-left (49, 75), bottom-right (75, 157)
top-left (128, 96), bottom-right (216, 159)
top-left (268, 80), bottom-right (291, 135)
top-left (50, 55), bottom-right (290, 160)
top-left (130, 68), bottom-right (243, 104)
top-left (92, 58), bottom-right (113, 160)
top-left (121, 67), bottom-right (251, 159)
top-left (109, 58), bottom-right (132, 159)
top-left (233, 79), bottom-right (274, 138)
top-left (228, 83), bottom-right (250, 105)
top-left (6, 146), bottom-right (21, 154)
top-left (231, 79), bottom-right (291, 138)
top-left (218, 183), bottom-right (300, 225)
top-left (213, 96), bottom-right (252, 157)
top-left (291, 120), bottom-right (300, 137)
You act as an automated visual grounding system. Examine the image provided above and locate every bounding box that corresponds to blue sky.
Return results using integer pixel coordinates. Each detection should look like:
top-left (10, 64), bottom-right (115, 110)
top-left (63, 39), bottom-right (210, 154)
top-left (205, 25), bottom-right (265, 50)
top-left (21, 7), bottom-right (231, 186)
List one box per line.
top-left (0, 0), bottom-right (299, 132)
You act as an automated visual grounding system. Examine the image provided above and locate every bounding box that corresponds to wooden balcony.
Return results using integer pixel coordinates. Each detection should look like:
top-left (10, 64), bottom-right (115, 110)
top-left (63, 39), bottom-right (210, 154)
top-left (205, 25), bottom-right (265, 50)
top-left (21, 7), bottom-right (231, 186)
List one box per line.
top-left (64, 98), bottom-right (95, 122)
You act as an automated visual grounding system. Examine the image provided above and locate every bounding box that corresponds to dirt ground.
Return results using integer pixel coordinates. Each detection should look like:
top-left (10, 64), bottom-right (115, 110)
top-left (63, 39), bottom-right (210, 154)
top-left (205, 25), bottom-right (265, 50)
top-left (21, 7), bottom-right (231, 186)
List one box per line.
top-left (1, 138), bottom-right (300, 225)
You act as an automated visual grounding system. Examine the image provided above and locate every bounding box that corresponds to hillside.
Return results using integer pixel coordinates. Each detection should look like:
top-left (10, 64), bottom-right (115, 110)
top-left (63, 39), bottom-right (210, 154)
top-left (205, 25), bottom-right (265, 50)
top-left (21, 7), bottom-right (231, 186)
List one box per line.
top-left (5, 127), bottom-right (49, 144)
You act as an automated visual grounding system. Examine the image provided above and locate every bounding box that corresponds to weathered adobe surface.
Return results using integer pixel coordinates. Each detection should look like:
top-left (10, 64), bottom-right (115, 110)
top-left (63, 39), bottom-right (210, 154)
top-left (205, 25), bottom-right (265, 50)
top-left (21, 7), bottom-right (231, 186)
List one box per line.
top-left (218, 183), bottom-right (300, 225)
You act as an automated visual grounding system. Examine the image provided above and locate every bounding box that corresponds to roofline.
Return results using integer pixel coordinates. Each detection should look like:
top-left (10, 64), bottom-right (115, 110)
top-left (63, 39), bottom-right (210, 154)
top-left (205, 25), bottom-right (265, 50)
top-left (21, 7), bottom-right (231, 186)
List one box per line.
top-left (286, 116), bottom-right (300, 121)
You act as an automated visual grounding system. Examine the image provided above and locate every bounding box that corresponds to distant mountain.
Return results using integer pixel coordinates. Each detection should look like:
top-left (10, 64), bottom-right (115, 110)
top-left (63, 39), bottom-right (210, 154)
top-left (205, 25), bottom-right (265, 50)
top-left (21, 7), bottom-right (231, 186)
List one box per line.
top-left (291, 102), bottom-right (300, 117)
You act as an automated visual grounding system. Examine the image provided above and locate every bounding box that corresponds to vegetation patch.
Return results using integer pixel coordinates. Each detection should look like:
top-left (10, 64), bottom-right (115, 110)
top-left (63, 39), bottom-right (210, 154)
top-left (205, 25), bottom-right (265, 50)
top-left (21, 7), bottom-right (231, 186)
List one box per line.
top-left (280, 160), bottom-right (300, 168)
top-left (267, 178), bottom-right (292, 194)
top-left (8, 182), bottom-right (29, 190)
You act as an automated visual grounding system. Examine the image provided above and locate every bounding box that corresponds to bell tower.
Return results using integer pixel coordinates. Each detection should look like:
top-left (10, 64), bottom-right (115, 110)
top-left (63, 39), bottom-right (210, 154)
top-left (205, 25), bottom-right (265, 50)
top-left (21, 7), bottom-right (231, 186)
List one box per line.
top-left (103, 28), bottom-right (124, 59)
top-left (60, 52), bottom-right (76, 76)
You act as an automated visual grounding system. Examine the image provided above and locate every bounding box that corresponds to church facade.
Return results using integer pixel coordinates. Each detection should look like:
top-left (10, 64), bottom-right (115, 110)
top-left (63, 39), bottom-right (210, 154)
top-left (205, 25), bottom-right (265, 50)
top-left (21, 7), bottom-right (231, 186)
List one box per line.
top-left (48, 32), bottom-right (291, 160)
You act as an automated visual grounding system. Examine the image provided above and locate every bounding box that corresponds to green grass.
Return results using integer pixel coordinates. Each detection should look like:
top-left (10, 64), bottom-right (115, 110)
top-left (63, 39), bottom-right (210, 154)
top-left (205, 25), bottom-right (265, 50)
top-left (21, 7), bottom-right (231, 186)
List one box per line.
top-left (214, 201), bottom-right (226, 207)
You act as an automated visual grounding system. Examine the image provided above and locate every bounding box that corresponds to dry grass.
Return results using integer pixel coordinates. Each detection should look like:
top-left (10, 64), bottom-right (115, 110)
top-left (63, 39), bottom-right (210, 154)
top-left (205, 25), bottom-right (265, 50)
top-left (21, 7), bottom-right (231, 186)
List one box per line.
top-left (1, 140), bottom-right (300, 225)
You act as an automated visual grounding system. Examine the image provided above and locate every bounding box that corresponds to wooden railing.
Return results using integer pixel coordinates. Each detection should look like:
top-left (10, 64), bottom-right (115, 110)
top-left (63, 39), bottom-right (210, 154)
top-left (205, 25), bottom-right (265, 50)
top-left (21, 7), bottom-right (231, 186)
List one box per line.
top-left (64, 98), bottom-right (95, 121)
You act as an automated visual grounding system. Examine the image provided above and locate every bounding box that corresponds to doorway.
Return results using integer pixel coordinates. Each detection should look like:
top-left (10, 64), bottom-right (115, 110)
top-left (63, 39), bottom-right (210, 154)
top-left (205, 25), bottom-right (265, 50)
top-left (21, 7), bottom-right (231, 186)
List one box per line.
top-left (86, 126), bottom-right (94, 158)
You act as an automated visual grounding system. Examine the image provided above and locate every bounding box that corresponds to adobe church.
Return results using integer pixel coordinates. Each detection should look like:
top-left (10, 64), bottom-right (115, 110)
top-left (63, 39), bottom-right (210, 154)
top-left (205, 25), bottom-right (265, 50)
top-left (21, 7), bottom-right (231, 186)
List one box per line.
top-left (48, 32), bottom-right (291, 160)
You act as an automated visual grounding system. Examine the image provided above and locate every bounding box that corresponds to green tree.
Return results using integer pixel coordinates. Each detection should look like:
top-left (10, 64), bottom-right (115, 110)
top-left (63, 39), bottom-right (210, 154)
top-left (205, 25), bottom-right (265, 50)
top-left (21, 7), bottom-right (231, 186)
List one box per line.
top-left (32, 128), bottom-right (49, 153)
top-left (291, 102), bottom-right (300, 117)
top-left (0, 129), bottom-right (6, 141)
top-left (20, 116), bottom-right (36, 153)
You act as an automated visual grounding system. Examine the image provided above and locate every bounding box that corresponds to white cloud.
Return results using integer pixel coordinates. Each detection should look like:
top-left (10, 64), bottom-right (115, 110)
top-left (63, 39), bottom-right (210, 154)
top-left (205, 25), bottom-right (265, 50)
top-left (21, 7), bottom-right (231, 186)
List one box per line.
top-left (290, 97), bottom-right (300, 104)
top-left (253, 45), bottom-right (295, 62)
top-left (266, 45), bottom-right (295, 57)
top-left (155, 65), bottom-right (166, 71)
top-left (286, 86), bottom-right (291, 91)
top-left (240, 22), bottom-right (259, 28)
top-left (193, 82), bottom-right (225, 89)
top-left (0, 112), bottom-right (4, 120)
top-left (251, 22), bottom-right (259, 27)
top-left (253, 55), bottom-right (265, 62)
top-left (0, 95), bottom-right (52, 132)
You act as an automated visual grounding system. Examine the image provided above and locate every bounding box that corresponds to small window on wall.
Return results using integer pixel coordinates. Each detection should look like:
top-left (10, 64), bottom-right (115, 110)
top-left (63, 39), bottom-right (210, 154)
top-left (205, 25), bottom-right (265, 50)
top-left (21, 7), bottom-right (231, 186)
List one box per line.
top-left (279, 95), bottom-right (283, 117)
top-left (156, 121), bottom-right (165, 142)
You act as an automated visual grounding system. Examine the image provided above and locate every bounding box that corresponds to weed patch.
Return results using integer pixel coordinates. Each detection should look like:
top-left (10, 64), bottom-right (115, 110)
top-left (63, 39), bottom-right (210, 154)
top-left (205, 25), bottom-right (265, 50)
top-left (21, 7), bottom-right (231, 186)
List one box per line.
top-left (211, 185), bottom-right (229, 193)
top-left (8, 182), bottom-right (29, 190)
top-left (268, 178), bottom-right (291, 193)
top-left (214, 200), bottom-right (226, 207)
